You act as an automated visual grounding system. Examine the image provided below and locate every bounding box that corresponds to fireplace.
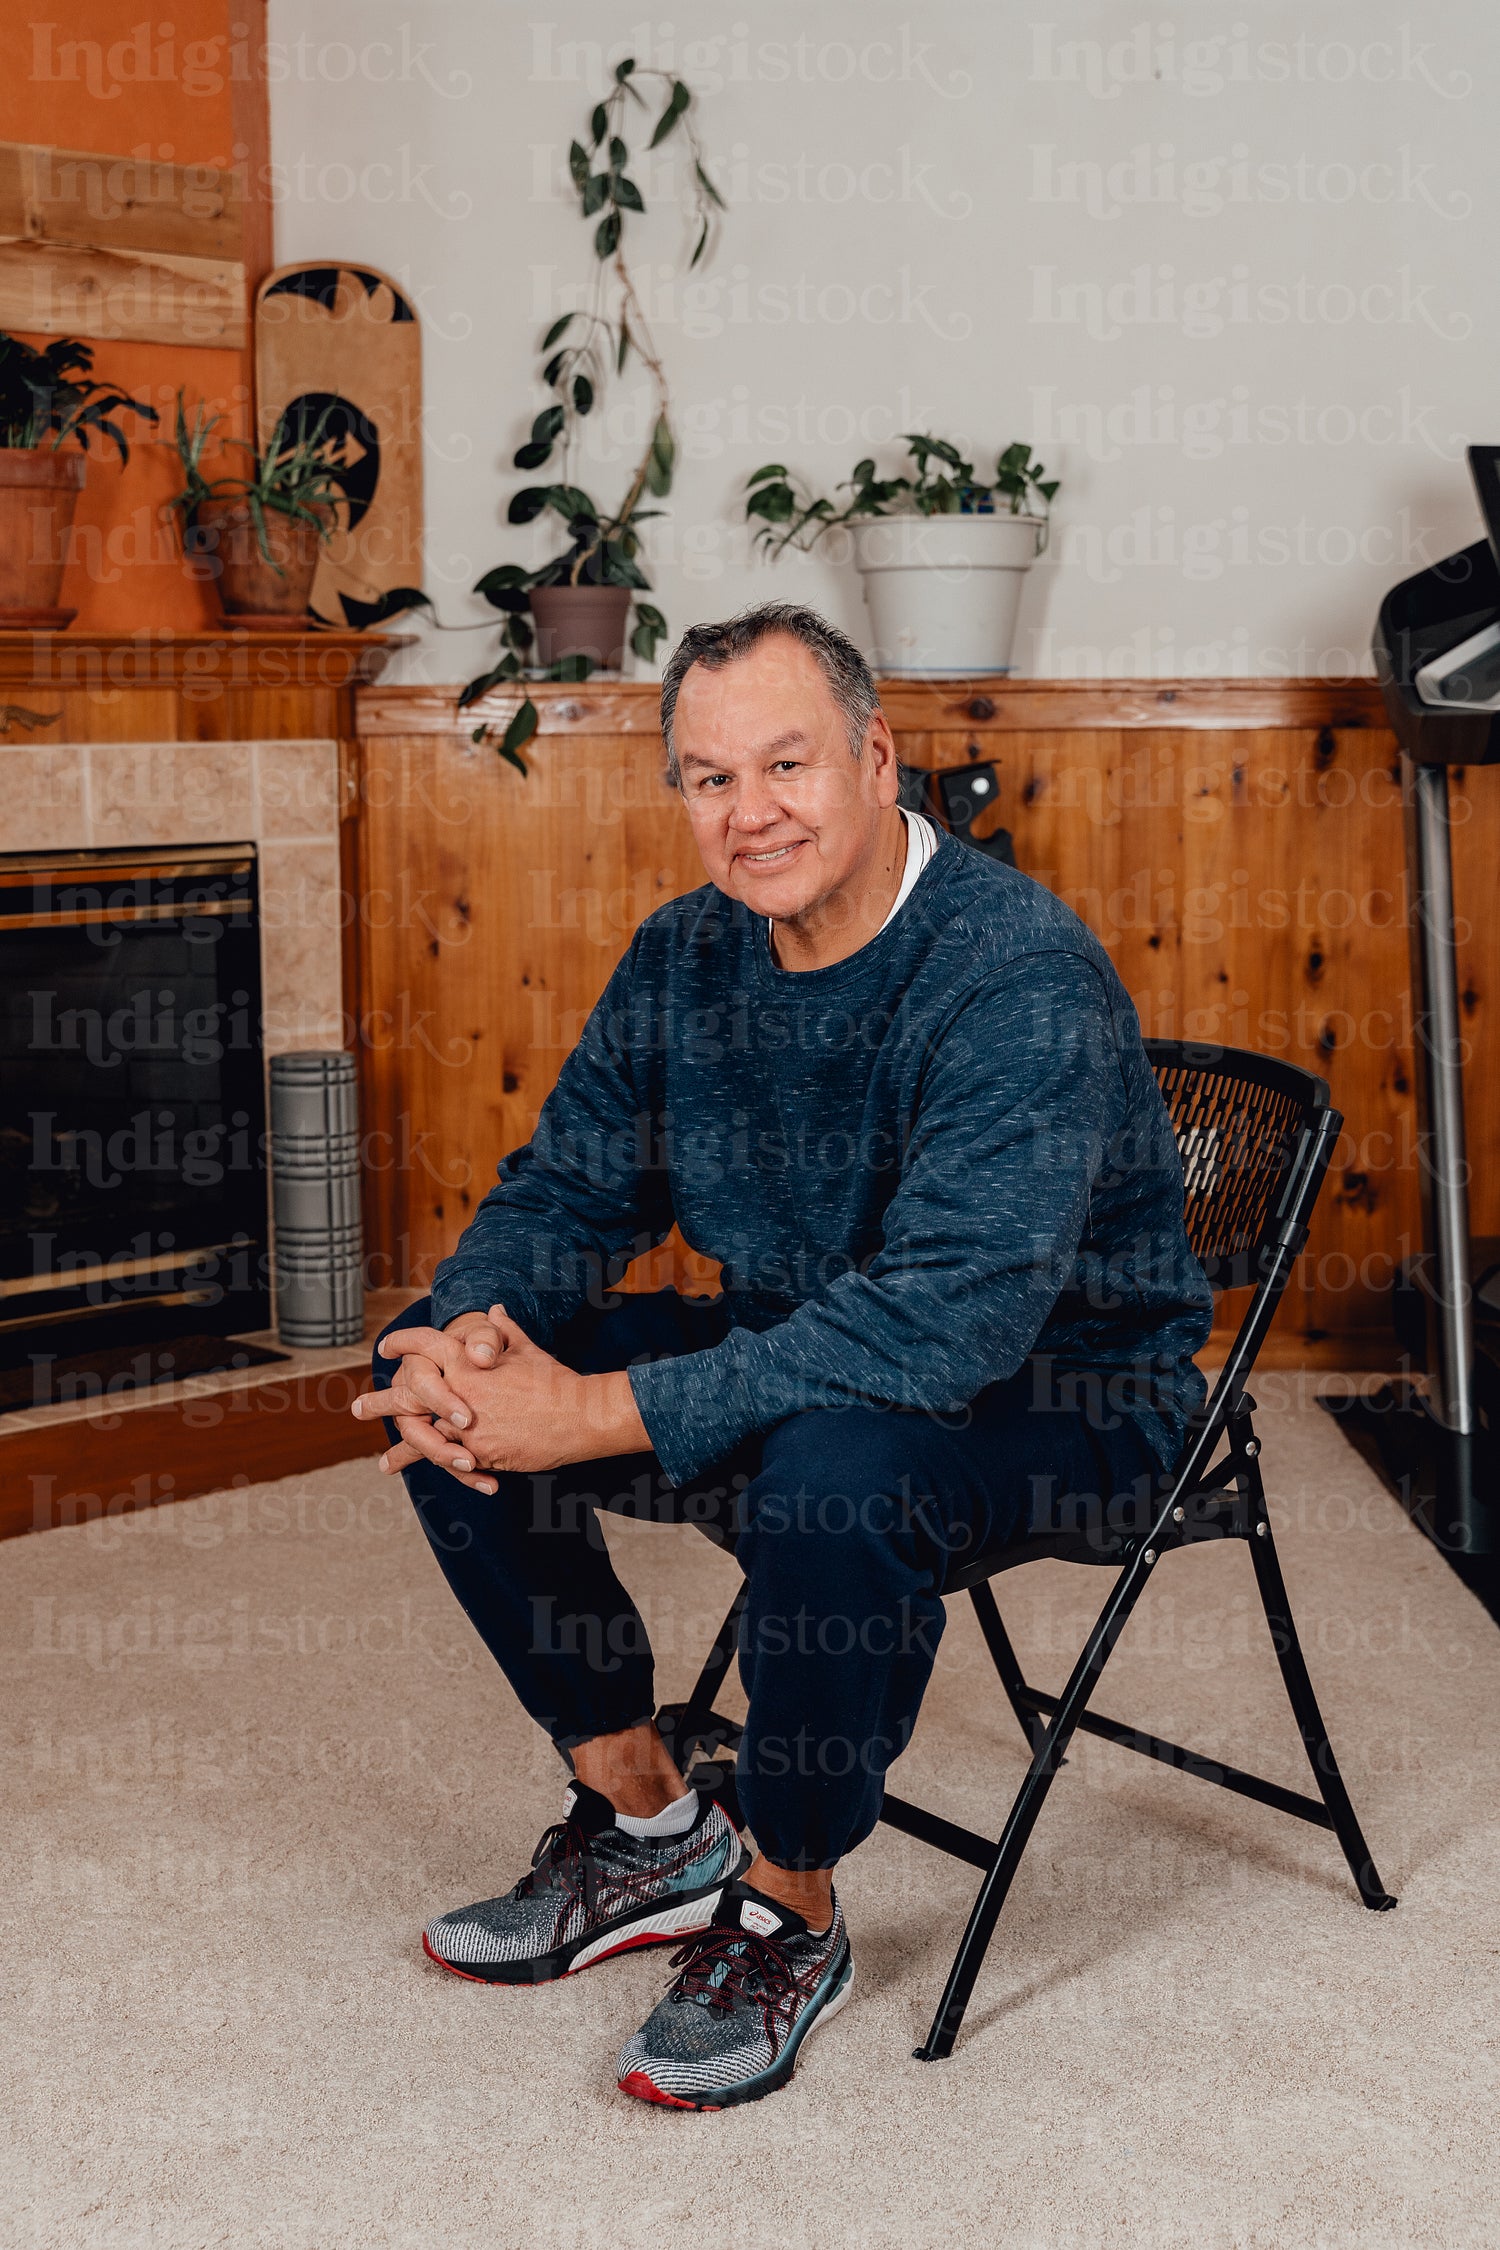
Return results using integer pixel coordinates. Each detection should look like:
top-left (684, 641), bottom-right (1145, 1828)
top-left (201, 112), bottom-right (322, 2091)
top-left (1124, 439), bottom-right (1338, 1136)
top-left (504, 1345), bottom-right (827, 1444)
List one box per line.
top-left (0, 843), bottom-right (282, 1413)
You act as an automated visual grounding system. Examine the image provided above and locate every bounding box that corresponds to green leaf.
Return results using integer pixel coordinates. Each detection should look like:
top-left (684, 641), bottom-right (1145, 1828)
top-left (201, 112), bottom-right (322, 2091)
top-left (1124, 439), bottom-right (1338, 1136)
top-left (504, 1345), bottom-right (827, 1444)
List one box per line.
top-left (473, 562), bottom-right (530, 593)
top-left (337, 585), bottom-right (431, 630)
top-left (689, 216), bottom-right (709, 269)
top-left (609, 136), bottom-right (628, 166)
top-left (645, 415), bottom-right (675, 497)
top-left (590, 102), bottom-right (608, 145)
top-left (616, 323), bottom-right (631, 373)
top-left (531, 405), bottom-right (566, 445)
top-left (996, 441), bottom-right (1031, 473)
top-left (548, 653), bottom-right (595, 683)
top-left (573, 374), bottom-right (594, 415)
top-left (541, 311), bottom-right (575, 350)
top-left (613, 174), bottom-right (644, 213)
top-left (631, 601), bottom-right (669, 663)
top-left (695, 159), bottom-right (726, 211)
top-left (513, 439), bottom-right (554, 470)
top-left (544, 482), bottom-right (598, 522)
top-left (746, 483), bottom-right (795, 523)
top-left (649, 79), bottom-right (690, 147)
top-left (747, 463), bottom-right (789, 484)
top-left (917, 435), bottom-right (963, 468)
top-left (595, 210), bottom-right (621, 258)
top-left (567, 142), bottom-right (589, 192)
top-left (498, 698), bottom-right (539, 773)
top-left (850, 458), bottom-right (875, 484)
top-left (457, 654), bottom-right (520, 710)
top-left (507, 486), bottom-right (549, 524)
top-left (1038, 479), bottom-right (1059, 501)
top-left (474, 563), bottom-right (532, 613)
top-left (582, 172), bottom-right (609, 216)
top-left (601, 540), bottom-right (650, 588)
top-left (614, 56), bottom-right (636, 82)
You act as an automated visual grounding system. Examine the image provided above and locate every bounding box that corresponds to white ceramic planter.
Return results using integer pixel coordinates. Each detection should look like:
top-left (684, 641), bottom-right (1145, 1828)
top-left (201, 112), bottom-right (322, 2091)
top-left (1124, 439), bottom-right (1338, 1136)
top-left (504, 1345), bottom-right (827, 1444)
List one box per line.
top-left (850, 512), bottom-right (1044, 675)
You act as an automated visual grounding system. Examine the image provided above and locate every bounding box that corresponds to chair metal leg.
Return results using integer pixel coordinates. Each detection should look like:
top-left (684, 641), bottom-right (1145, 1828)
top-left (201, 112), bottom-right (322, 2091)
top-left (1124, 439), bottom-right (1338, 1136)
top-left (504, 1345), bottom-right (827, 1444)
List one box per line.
top-left (967, 1581), bottom-right (1048, 1752)
top-left (656, 1584), bottom-right (746, 1769)
top-left (1247, 1503), bottom-right (1397, 1912)
top-left (915, 1544), bottom-right (1160, 2062)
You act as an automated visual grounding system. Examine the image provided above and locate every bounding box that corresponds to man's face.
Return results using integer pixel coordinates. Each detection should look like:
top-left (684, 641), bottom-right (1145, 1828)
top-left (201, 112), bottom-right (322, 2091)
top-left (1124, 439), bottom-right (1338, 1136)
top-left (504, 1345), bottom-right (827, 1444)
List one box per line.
top-left (672, 634), bottom-right (898, 919)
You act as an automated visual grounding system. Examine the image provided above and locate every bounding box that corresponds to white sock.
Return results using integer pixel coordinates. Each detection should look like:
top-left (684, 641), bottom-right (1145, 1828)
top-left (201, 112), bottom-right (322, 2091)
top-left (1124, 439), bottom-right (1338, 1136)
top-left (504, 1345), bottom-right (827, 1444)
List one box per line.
top-left (612, 1786), bottom-right (698, 1840)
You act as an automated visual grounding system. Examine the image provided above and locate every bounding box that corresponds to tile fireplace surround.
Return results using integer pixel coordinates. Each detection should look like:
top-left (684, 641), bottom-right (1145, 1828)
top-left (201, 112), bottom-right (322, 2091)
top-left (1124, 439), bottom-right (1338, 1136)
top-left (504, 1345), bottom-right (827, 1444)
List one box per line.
top-left (6, 734), bottom-right (345, 1055)
top-left (0, 629), bottom-right (403, 1535)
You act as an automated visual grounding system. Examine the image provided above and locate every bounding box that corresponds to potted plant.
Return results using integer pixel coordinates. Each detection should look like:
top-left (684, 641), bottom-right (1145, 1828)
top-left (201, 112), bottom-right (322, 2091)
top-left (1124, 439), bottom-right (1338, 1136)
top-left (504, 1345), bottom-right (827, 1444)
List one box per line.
top-left (745, 435), bottom-right (1061, 676)
top-left (169, 391), bottom-right (343, 627)
top-left (0, 333), bottom-right (157, 626)
top-left (461, 57), bottom-right (721, 770)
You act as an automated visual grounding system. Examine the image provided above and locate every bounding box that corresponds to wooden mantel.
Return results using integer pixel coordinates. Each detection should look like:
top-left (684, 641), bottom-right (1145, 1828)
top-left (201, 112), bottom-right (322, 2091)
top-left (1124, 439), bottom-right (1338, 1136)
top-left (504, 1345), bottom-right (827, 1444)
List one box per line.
top-left (0, 627), bottom-right (401, 683)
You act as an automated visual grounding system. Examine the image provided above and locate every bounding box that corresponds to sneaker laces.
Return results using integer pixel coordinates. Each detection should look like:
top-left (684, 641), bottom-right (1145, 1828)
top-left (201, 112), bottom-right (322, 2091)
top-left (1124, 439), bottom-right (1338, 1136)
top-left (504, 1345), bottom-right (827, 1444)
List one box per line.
top-left (513, 1813), bottom-right (596, 1909)
top-left (514, 1809), bottom-right (690, 1918)
top-left (667, 1925), bottom-right (805, 2046)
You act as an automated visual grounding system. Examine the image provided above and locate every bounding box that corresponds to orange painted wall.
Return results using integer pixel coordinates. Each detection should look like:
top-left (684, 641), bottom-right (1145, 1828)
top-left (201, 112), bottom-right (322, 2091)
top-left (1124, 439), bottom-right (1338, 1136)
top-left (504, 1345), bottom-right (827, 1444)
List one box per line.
top-left (0, 1), bottom-right (265, 629)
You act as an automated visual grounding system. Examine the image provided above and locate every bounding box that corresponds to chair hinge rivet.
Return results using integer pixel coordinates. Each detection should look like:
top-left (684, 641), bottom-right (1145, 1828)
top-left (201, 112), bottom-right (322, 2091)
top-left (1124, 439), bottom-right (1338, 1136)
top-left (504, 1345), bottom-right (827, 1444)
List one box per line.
top-left (1245, 1439), bottom-right (1260, 1457)
top-left (1143, 1548), bottom-right (1157, 1564)
top-left (1173, 1506), bottom-right (1185, 1522)
top-left (1255, 1521), bottom-right (1268, 1537)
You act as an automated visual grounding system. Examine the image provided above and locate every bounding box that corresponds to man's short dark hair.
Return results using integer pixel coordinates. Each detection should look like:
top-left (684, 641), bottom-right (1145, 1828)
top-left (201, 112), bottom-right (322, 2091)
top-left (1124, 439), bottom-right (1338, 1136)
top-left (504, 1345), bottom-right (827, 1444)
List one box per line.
top-left (659, 601), bottom-right (880, 789)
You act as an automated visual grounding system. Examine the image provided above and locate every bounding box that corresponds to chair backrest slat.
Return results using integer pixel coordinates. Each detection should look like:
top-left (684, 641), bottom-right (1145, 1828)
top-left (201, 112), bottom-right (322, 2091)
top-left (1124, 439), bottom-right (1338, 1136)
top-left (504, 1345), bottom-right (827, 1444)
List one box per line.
top-left (1143, 1040), bottom-right (1334, 1293)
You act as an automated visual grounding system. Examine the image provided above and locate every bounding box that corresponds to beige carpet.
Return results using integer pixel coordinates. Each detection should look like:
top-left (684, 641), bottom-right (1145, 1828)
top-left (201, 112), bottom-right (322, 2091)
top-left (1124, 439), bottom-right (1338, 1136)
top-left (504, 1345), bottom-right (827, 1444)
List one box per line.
top-left (4, 1395), bottom-right (1499, 2249)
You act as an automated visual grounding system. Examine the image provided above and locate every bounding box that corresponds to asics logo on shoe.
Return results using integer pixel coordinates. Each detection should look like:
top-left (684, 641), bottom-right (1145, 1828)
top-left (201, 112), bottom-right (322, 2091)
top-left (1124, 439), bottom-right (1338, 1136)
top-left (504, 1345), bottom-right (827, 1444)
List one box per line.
top-left (422, 1782), bottom-right (749, 1986)
top-left (737, 1900), bottom-right (783, 1937)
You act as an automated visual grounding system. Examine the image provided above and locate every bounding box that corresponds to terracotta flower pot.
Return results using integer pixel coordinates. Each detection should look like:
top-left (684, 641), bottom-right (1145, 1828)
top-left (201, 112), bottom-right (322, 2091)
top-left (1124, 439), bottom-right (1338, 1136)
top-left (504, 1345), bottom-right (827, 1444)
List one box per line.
top-left (0, 449), bottom-right (86, 626)
top-left (188, 498), bottom-right (328, 628)
top-left (528, 584), bottom-right (632, 671)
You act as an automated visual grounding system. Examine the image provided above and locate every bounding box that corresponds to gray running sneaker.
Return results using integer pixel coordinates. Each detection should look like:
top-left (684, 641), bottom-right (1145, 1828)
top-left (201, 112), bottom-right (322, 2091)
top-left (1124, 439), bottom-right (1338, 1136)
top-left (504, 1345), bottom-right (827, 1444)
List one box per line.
top-left (423, 1781), bottom-right (748, 1986)
top-left (615, 1879), bottom-right (853, 2108)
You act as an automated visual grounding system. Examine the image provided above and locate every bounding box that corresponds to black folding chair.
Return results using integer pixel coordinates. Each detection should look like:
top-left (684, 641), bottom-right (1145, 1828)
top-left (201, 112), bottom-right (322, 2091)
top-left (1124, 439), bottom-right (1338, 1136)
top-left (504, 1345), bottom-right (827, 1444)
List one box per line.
top-left (657, 1040), bottom-right (1397, 2059)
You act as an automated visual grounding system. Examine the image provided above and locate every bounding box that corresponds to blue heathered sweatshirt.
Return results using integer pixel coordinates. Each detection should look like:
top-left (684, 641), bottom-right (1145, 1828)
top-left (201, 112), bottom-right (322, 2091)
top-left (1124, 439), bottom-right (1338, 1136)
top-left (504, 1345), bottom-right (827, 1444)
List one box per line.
top-left (430, 829), bottom-right (1213, 1487)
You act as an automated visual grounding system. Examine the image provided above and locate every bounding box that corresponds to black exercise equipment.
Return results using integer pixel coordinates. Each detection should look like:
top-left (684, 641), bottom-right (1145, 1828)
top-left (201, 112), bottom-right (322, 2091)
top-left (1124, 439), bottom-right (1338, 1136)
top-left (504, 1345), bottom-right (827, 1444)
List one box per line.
top-left (659, 1041), bottom-right (1395, 2057)
top-left (1369, 444), bottom-right (1500, 1558)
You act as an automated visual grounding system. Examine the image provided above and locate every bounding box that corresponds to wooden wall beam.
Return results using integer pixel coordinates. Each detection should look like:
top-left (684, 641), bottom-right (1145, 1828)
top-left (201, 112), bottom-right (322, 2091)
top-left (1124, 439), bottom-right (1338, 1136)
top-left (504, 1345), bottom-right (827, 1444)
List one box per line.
top-left (0, 137), bottom-right (247, 345)
top-left (0, 140), bottom-right (243, 257)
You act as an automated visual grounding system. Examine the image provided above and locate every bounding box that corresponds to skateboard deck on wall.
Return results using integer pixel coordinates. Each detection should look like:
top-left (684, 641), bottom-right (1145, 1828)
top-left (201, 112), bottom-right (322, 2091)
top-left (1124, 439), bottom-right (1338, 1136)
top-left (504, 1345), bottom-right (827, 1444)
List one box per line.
top-left (254, 261), bottom-right (423, 628)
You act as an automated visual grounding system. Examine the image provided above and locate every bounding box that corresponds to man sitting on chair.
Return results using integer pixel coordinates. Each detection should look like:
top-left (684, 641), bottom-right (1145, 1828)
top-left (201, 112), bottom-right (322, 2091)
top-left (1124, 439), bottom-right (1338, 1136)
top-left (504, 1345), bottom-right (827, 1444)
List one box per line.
top-left (354, 601), bottom-right (1212, 2110)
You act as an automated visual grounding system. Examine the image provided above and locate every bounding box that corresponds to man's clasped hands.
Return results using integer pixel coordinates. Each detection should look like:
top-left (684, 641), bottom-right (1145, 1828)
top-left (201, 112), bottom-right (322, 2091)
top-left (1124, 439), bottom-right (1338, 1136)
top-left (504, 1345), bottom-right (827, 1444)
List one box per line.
top-left (351, 1305), bottom-right (651, 1490)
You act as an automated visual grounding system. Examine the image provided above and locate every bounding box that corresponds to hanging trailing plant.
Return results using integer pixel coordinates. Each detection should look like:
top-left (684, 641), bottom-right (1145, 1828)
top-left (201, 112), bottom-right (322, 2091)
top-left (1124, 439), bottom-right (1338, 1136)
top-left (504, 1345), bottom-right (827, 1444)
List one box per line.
top-left (462, 58), bottom-right (723, 773)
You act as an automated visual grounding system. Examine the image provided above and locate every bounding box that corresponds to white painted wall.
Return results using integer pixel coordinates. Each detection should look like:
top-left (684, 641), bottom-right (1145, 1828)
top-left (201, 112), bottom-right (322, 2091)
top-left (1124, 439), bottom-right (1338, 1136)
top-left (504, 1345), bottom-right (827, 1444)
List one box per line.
top-left (266, 0), bottom-right (1498, 681)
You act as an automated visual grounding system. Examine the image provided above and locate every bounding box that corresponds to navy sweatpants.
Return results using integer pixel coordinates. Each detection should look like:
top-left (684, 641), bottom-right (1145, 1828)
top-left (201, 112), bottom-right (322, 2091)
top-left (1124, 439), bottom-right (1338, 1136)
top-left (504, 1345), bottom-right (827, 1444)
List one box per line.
top-left (373, 1290), bottom-right (1165, 1870)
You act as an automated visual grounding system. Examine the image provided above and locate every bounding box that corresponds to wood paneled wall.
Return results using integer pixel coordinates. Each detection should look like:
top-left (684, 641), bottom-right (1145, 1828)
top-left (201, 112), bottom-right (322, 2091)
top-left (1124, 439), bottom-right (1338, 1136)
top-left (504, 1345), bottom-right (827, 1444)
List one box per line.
top-left (352, 676), bottom-right (1500, 1357)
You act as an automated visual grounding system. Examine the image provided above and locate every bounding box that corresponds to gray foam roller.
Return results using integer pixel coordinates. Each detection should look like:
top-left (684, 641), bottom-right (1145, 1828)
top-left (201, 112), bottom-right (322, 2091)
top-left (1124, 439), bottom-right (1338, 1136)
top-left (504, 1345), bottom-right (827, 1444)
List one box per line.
top-left (270, 1051), bottom-right (364, 1348)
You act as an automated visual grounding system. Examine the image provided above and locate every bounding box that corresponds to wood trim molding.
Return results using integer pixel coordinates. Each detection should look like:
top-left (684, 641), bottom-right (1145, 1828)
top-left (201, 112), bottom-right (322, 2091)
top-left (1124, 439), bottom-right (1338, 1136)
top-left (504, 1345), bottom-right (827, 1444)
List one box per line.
top-left (0, 1365), bottom-right (382, 1541)
top-left (0, 629), bottom-right (410, 694)
top-left (356, 674), bottom-right (1390, 740)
